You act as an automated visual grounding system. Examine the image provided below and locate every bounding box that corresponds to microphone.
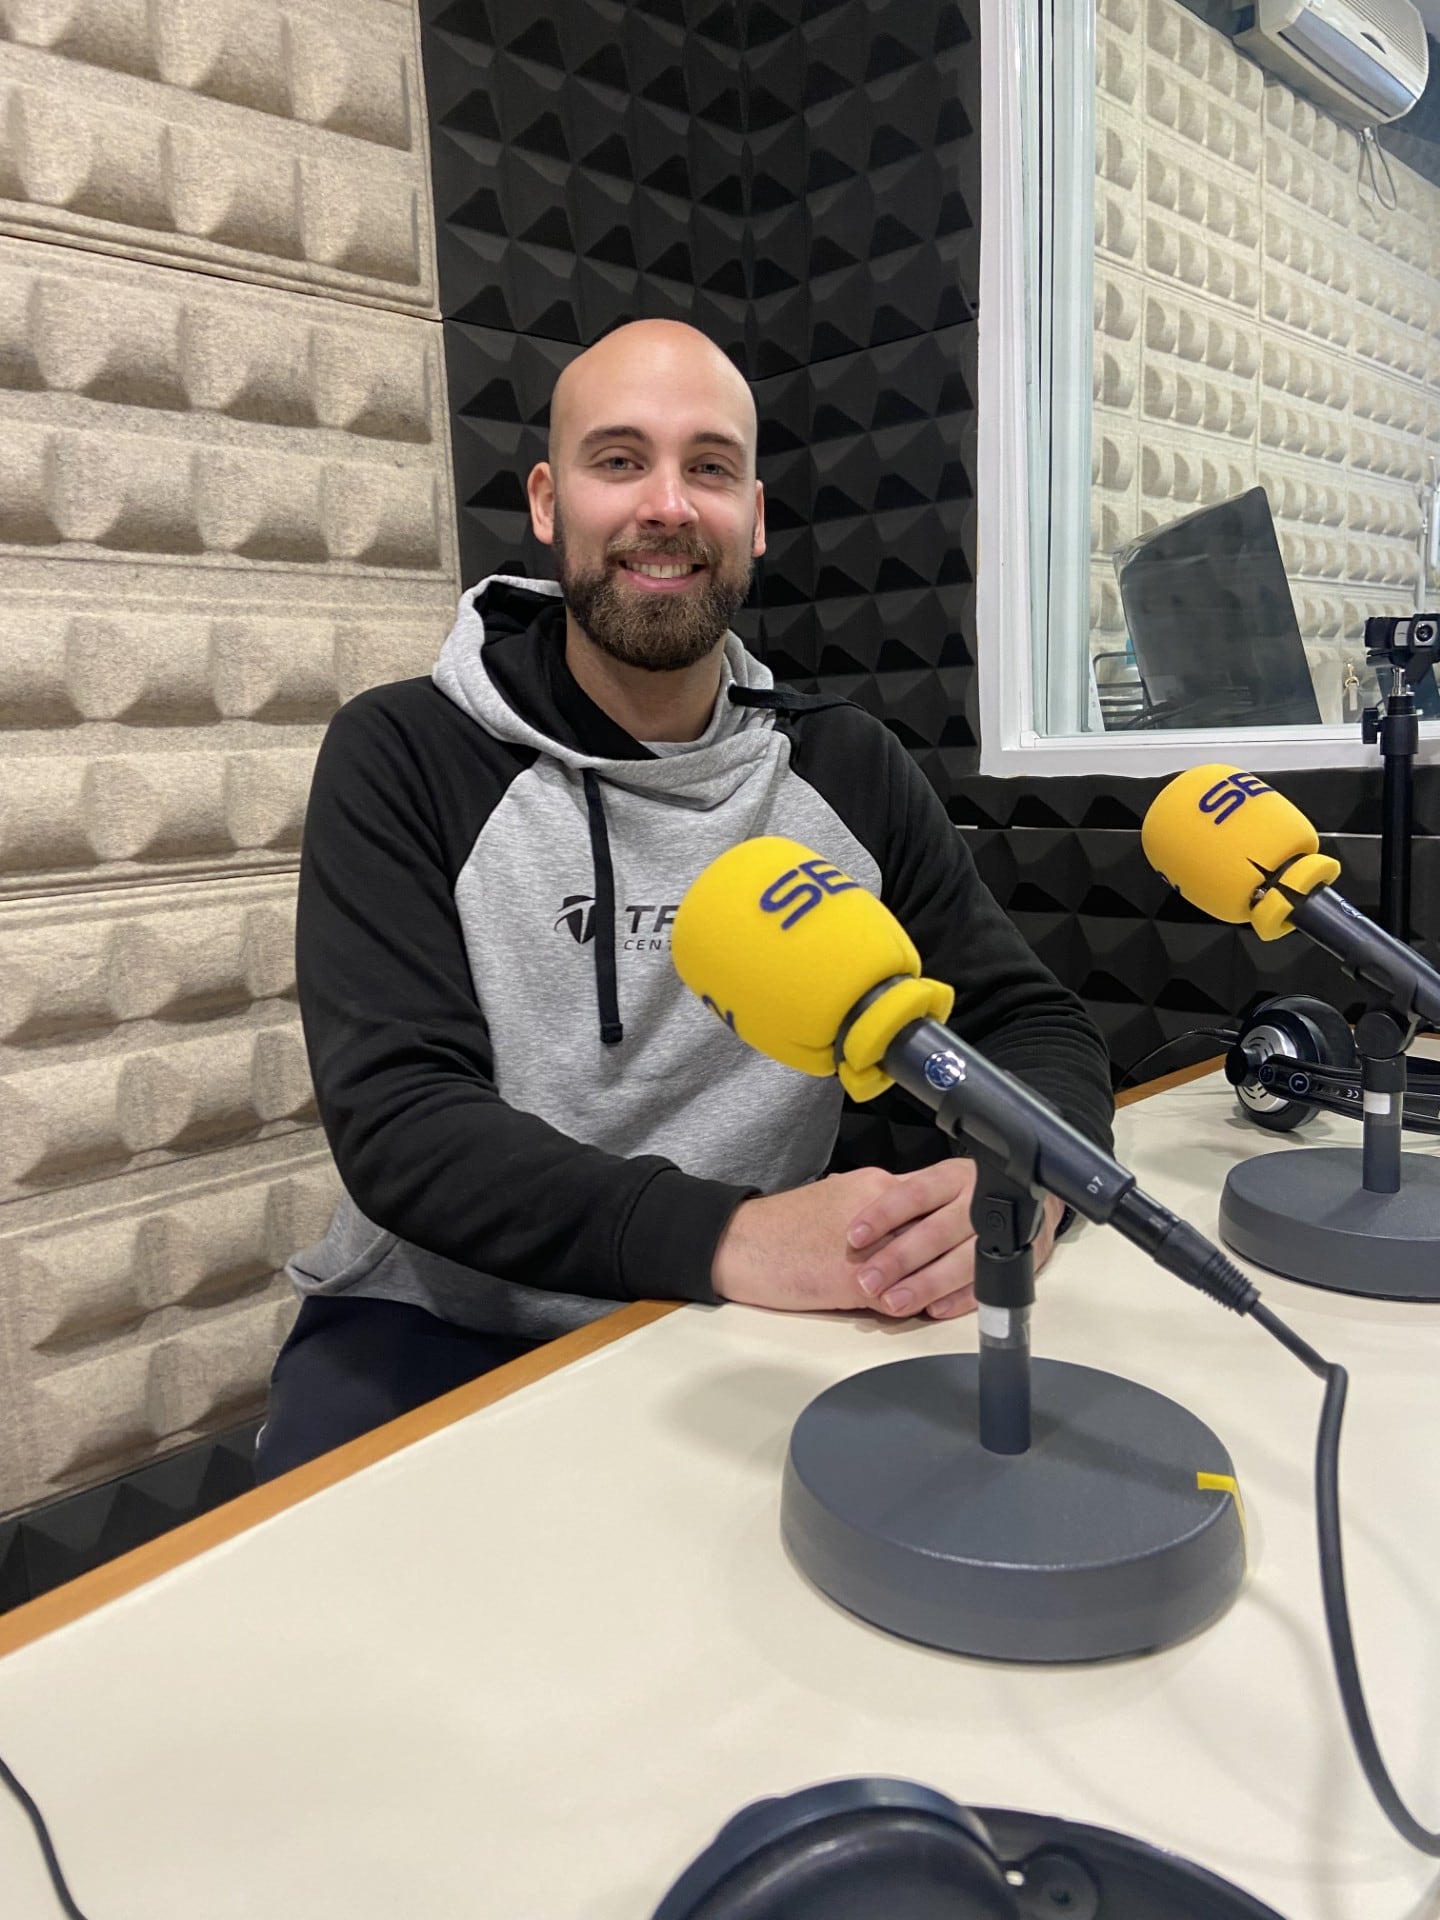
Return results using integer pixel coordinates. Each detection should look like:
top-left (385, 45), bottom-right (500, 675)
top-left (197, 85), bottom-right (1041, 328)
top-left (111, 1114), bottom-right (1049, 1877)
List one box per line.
top-left (1140, 765), bottom-right (1440, 1025)
top-left (671, 836), bottom-right (1254, 1664)
top-left (671, 835), bottom-right (1251, 1307)
top-left (1141, 768), bottom-right (1440, 1299)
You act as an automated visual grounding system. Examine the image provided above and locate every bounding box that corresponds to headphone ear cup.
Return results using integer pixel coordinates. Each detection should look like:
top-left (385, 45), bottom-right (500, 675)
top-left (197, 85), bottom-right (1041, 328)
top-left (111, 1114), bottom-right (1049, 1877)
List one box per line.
top-left (653, 1783), bottom-right (1017, 1920)
top-left (1232, 995), bottom-right (1355, 1133)
top-left (1271, 995), bottom-right (1357, 1068)
top-left (677, 1810), bottom-right (1018, 1920)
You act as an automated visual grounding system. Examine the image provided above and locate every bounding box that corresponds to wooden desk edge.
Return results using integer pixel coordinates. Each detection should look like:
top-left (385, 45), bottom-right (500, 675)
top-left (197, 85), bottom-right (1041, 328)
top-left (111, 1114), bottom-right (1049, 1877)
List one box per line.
top-left (0, 1299), bottom-right (680, 1660)
top-left (0, 1060), bottom-right (1226, 1660)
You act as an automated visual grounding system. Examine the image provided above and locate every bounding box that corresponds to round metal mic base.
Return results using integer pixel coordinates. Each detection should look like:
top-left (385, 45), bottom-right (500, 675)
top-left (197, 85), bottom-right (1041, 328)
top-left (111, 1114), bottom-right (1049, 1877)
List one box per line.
top-left (780, 1356), bottom-right (1245, 1664)
top-left (1220, 1147), bottom-right (1440, 1298)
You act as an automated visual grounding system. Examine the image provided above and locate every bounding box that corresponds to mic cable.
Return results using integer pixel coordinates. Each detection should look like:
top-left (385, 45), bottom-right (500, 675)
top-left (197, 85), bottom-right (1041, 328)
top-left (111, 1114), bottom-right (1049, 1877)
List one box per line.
top-left (1246, 1303), bottom-right (1440, 1856)
top-left (0, 1748), bottom-right (90, 1917)
top-left (1113, 1027), bottom-right (1240, 1094)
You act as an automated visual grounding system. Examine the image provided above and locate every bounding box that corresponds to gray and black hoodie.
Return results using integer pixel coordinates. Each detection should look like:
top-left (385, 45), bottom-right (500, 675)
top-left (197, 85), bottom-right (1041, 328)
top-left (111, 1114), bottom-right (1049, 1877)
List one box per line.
top-left (288, 576), bottom-right (1113, 1338)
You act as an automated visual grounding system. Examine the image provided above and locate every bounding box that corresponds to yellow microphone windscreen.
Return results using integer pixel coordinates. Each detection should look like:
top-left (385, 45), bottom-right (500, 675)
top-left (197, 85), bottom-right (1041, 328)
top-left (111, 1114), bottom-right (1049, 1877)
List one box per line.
top-left (1140, 766), bottom-right (1328, 930)
top-left (671, 837), bottom-right (929, 1081)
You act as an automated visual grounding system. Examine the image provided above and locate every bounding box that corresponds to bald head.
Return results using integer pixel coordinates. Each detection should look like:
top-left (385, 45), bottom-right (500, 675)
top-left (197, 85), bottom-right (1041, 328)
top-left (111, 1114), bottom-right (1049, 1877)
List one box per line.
top-left (548, 320), bottom-right (756, 468)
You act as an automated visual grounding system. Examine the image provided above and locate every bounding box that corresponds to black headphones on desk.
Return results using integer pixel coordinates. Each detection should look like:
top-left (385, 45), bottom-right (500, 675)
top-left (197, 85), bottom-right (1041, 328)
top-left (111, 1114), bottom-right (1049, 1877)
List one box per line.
top-left (1226, 995), bottom-right (1440, 1136)
top-left (651, 1778), bottom-right (1285, 1919)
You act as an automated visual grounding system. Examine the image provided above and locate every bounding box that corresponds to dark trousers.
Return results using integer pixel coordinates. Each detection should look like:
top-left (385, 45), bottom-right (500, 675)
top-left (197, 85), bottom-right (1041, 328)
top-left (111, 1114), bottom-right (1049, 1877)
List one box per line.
top-left (254, 1295), bottom-right (544, 1482)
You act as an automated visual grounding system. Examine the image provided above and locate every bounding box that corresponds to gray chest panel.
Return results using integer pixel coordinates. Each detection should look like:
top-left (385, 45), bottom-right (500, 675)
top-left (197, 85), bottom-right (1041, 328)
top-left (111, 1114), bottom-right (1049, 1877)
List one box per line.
top-left (454, 738), bottom-right (880, 1192)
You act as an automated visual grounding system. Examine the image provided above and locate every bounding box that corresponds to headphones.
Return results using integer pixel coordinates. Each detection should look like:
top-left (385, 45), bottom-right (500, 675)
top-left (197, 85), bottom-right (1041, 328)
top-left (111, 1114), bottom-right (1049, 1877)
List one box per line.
top-left (1226, 995), bottom-right (1440, 1136)
top-left (651, 1778), bottom-right (1285, 1919)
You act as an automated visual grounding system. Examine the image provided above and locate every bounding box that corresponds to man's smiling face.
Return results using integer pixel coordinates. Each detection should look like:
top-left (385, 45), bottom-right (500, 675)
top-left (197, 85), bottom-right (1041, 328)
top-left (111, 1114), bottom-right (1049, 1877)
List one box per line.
top-left (527, 321), bottom-right (767, 673)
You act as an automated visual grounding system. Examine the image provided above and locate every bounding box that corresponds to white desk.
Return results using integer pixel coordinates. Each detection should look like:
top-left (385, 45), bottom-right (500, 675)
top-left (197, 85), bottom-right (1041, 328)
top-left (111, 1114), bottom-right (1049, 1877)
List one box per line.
top-left (3, 1068), bottom-right (1440, 1919)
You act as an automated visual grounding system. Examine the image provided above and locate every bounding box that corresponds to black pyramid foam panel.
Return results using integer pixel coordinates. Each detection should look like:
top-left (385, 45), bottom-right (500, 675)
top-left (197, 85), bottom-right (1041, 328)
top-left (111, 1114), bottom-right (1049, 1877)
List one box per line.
top-left (421, 0), bottom-right (981, 782)
top-left (0, 1423), bottom-right (262, 1615)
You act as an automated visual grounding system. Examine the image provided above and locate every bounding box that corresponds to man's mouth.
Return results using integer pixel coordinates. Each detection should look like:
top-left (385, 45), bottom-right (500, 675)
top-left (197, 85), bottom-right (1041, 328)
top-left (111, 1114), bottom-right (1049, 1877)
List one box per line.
top-left (616, 558), bottom-right (705, 580)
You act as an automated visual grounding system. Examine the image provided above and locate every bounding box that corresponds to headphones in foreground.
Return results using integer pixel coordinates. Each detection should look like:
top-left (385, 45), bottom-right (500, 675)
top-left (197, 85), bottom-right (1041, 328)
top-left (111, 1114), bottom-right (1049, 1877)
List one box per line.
top-left (1226, 994), bottom-right (1440, 1135)
top-left (652, 1779), bottom-right (1284, 1919)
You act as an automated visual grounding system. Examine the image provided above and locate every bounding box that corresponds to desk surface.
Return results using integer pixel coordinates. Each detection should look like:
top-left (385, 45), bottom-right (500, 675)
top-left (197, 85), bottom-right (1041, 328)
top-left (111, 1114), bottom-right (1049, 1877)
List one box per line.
top-left (4, 1068), bottom-right (1440, 1920)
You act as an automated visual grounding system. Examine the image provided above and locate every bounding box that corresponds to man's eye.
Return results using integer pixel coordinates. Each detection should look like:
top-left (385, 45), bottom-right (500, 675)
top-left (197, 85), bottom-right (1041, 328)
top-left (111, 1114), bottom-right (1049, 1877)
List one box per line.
top-left (599, 455), bottom-right (636, 470)
top-left (695, 461), bottom-right (732, 477)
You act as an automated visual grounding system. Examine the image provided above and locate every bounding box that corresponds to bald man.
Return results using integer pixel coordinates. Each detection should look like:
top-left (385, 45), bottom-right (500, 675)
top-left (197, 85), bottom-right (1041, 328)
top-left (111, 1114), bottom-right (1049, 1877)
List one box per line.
top-left (258, 321), bottom-right (1112, 1478)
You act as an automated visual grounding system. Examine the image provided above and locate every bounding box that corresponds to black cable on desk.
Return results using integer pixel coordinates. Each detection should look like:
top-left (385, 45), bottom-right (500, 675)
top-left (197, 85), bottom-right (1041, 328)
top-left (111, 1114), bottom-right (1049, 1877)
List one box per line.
top-left (1249, 1299), bottom-right (1440, 1856)
top-left (0, 1749), bottom-right (90, 1917)
top-left (1114, 1027), bottom-right (1239, 1092)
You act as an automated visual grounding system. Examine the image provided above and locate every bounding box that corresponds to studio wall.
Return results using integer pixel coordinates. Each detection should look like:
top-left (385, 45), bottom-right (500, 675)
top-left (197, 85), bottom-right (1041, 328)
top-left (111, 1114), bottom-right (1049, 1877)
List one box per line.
top-left (0, 0), bottom-right (460, 1523)
top-left (422, 0), bottom-right (981, 805)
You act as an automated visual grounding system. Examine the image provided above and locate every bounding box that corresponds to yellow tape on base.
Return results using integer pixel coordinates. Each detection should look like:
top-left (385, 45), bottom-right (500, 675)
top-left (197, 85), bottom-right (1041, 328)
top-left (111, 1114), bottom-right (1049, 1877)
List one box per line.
top-left (1197, 1470), bottom-right (1248, 1556)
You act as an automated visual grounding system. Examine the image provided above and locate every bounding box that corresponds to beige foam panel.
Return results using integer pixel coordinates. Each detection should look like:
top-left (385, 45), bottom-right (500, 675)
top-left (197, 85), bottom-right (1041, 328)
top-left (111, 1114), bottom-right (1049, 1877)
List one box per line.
top-left (1092, 0), bottom-right (1440, 723)
top-left (0, 589), bottom-right (447, 892)
top-left (0, 0), bottom-right (435, 312)
top-left (0, 3), bottom-right (457, 1516)
top-left (1, 875), bottom-right (297, 1039)
top-left (0, 237), bottom-right (453, 567)
top-left (0, 872), bottom-right (319, 1197)
top-left (0, 1136), bottom-right (342, 1509)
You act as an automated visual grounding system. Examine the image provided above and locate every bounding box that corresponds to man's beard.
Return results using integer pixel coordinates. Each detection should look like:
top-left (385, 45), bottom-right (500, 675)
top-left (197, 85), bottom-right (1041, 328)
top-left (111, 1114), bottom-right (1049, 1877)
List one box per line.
top-left (552, 507), bottom-right (753, 673)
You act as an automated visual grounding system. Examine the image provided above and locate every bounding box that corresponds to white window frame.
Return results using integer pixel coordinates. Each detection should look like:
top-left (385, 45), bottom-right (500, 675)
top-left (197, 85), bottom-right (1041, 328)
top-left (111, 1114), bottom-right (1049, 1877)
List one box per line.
top-left (974, 0), bottom-right (1440, 777)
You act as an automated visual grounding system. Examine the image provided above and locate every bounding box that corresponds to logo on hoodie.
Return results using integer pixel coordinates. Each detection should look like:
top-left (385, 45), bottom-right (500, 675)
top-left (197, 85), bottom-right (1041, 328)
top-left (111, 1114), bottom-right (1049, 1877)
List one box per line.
top-left (554, 896), bottom-right (681, 952)
top-left (555, 895), bottom-right (596, 944)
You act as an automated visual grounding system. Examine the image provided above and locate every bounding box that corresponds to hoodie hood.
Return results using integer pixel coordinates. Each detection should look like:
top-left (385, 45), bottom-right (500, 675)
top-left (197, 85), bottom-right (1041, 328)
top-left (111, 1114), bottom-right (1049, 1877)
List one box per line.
top-left (432, 574), bottom-right (790, 1049)
top-left (432, 574), bottom-right (778, 804)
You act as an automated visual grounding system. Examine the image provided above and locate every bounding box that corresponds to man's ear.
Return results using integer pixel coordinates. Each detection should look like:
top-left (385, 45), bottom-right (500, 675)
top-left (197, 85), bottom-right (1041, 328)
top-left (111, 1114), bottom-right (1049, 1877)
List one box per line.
top-left (528, 462), bottom-right (556, 546)
top-left (752, 479), bottom-right (766, 559)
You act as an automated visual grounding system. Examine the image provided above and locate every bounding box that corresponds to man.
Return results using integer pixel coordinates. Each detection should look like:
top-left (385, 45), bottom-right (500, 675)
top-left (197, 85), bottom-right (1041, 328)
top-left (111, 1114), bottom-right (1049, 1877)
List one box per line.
top-left (256, 320), bottom-right (1113, 1479)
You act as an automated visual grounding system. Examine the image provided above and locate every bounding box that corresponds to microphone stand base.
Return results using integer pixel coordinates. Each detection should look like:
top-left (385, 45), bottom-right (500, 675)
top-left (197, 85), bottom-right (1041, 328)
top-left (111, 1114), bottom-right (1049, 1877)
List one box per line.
top-left (781, 1355), bottom-right (1244, 1664)
top-left (1220, 1147), bottom-right (1440, 1298)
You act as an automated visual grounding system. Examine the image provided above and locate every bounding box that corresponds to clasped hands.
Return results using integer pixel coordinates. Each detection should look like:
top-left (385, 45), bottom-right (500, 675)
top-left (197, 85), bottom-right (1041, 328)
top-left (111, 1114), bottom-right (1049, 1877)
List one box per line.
top-left (711, 1160), bottom-right (1063, 1321)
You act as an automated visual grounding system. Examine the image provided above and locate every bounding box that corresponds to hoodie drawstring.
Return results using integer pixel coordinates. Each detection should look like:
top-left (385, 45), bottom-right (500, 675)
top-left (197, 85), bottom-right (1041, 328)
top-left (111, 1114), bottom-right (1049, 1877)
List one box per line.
top-left (576, 689), bottom-right (842, 1048)
top-left (581, 770), bottom-right (624, 1046)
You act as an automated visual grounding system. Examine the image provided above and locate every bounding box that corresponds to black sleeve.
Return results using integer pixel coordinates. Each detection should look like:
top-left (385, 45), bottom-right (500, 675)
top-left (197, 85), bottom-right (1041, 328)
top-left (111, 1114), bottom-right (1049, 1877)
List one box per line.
top-left (295, 686), bottom-right (745, 1305)
top-left (790, 708), bottom-right (1115, 1154)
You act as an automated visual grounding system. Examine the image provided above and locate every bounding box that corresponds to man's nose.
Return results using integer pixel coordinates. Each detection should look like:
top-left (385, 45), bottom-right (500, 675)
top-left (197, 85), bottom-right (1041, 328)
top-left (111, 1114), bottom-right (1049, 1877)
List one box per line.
top-left (635, 465), bottom-right (699, 527)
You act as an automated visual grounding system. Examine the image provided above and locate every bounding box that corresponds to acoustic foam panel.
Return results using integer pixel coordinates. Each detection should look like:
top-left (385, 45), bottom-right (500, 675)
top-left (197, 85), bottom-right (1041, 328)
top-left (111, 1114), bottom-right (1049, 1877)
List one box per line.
top-left (422, 0), bottom-right (982, 792)
top-left (0, 0), bottom-right (436, 310)
top-left (0, 1), bottom-right (457, 1518)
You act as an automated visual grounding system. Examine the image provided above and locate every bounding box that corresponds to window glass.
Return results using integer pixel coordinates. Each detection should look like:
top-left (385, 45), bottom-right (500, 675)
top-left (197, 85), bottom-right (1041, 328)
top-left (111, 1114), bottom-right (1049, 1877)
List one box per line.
top-left (1036, 0), bottom-right (1440, 738)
